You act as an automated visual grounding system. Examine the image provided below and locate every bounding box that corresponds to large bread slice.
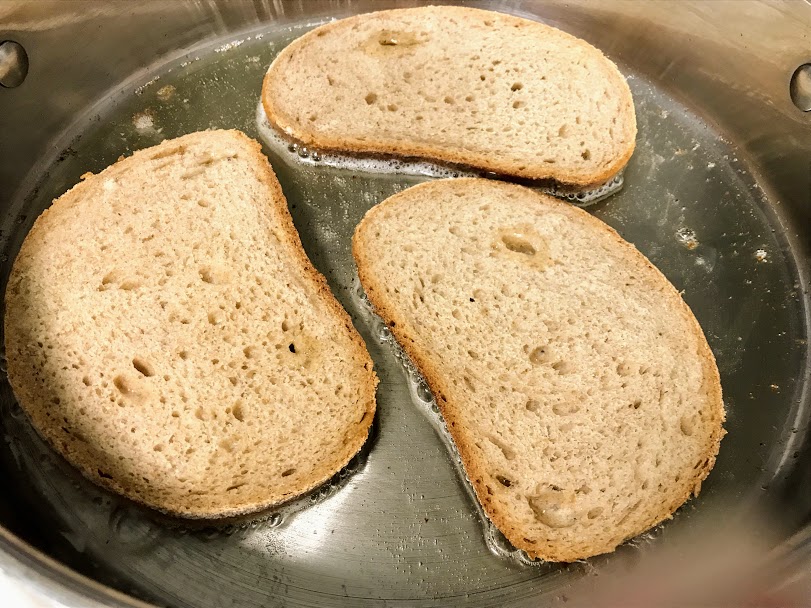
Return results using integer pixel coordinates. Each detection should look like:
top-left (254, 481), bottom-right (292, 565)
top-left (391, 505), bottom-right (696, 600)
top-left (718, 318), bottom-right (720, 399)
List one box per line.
top-left (4, 130), bottom-right (377, 518)
top-left (262, 6), bottom-right (636, 187)
top-left (353, 178), bottom-right (724, 561)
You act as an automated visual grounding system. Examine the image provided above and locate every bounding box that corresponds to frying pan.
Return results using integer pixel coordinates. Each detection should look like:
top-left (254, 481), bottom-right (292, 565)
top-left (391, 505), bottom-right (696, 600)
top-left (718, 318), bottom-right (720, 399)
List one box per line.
top-left (0, 1), bottom-right (809, 606)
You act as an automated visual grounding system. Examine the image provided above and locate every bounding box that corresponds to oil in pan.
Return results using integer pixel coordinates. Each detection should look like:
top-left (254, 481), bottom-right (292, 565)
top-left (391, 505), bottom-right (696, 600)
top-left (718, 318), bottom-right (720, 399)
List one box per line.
top-left (0, 14), bottom-right (808, 608)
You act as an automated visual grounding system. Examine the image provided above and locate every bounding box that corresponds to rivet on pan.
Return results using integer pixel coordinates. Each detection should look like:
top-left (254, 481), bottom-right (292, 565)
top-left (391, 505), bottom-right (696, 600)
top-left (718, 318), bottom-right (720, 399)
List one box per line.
top-left (0, 41), bottom-right (29, 89)
top-left (790, 63), bottom-right (811, 112)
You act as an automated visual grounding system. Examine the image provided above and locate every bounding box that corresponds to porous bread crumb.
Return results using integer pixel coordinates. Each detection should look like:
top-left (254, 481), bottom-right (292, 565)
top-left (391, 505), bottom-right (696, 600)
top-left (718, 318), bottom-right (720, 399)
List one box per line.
top-left (353, 178), bottom-right (724, 562)
top-left (262, 6), bottom-right (636, 187)
top-left (4, 130), bottom-right (377, 518)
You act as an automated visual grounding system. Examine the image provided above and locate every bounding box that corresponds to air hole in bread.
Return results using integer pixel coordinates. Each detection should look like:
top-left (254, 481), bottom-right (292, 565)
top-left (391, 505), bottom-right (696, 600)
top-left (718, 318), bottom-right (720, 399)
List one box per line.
top-left (487, 434), bottom-right (515, 460)
top-left (281, 468), bottom-right (296, 477)
top-left (444, 96), bottom-right (455, 104)
top-left (552, 402), bottom-right (579, 416)
top-left (528, 488), bottom-right (576, 528)
top-left (581, 149), bottom-right (591, 161)
top-left (113, 375), bottom-right (133, 395)
top-left (529, 345), bottom-right (552, 365)
top-left (551, 360), bottom-right (571, 374)
top-left (200, 266), bottom-right (228, 285)
top-left (512, 100), bottom-right (525, 109)
top-left (587, 507), bottom-right (603, 519)
top-left (288, 343), bottom-right (296, 353)
top-left (496, 475), bottom-right (513, 487)
top-left (132, 357), bottom-right (155, 377)
top-left (680, 416), bottom-right (694, 436)
top-left (511, 82), bottom-right (523, 91)
top-left (616, 362), bottom-right (632, 376)
top-left (387, 103), bottom-right (398, 112)
top-left (501, 233), bottom-right (535, 255)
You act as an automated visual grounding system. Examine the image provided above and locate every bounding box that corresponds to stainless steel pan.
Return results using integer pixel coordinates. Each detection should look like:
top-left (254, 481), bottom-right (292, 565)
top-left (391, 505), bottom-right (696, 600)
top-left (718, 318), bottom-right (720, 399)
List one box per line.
top-left (0, 1), bottom-right (809, 606)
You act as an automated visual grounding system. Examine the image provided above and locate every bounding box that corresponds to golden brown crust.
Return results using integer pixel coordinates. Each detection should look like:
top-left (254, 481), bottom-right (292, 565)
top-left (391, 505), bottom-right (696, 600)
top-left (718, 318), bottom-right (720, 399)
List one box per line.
top-left (4, 130), bottom-right (378, 519)
top-left (353, 178), bottom-right (724, 562)
top-left (262, 6), bottom-right (637, 189)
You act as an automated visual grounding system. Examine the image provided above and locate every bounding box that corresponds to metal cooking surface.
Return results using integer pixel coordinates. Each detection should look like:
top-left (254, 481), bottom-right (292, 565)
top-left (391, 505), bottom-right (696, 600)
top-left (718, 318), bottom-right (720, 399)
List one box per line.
top-left (0, 14), bottom-right (808, 608)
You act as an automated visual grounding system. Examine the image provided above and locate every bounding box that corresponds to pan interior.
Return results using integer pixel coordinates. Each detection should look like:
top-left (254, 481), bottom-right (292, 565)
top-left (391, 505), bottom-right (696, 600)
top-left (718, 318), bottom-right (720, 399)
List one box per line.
top-left (0, 17), bottom-right (808, 608)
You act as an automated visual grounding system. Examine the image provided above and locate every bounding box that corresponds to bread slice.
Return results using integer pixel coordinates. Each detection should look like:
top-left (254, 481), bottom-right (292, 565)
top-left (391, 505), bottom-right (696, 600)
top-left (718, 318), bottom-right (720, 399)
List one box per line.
top-left (4, 130), bottom-right (377, 518)
top-left (353, 178), bottom-right (724, 562)
top-left (261, 6), bottom-right (636, 188)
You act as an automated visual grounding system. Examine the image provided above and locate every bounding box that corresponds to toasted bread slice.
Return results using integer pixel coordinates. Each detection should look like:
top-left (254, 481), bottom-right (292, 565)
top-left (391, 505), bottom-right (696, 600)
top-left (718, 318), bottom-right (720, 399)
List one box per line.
top-left (353, 178), bottom-right (723, 561)
top-left (262, 6), bottom-right (636, 187)
top-left (5, 130), bottom-right (377, 518)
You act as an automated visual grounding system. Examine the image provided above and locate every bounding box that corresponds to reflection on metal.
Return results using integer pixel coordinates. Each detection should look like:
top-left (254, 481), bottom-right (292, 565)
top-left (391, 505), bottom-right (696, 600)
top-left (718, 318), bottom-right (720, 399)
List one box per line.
top-left (0, 41), bottom-right (28, 88)
top-left (790, 63), bottom-right (811, 112)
